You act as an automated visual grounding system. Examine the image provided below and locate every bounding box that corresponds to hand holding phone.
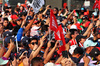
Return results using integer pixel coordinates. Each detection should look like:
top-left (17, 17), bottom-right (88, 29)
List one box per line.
top-left (62, 51), bottom-right (69, 58)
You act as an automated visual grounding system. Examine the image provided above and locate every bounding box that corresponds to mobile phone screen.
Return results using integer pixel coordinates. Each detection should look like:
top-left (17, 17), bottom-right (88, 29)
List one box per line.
top-left (59, 40), bottom-right (63, 46)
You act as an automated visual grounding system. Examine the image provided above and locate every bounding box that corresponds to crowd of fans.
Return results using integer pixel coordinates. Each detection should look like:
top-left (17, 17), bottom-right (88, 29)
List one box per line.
top-left (0, 2), bottom-right (100, 66)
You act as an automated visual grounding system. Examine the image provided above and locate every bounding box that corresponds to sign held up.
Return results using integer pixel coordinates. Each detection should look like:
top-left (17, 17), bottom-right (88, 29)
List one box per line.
top-left (29, 0), bottom-right (45, 13)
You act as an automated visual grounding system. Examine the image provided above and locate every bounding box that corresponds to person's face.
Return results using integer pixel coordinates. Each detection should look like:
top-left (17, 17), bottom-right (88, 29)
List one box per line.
top-left (53, 8), bottom-right (57, 15)
top-left (3, 20), bottom-right (8, 27)
top-left (29, 40), bottom-right (37, 50)
top-left (17, 20), bottom-right (22, 25)
top-left (97, 34), bottom-right (100, 39)
top-left (20, 6), bottom-right (23, 10)
top-left (9, 8), bottom-right (12, 12)
top-left (82, 19), bottom-right (86, 22)
top-left (29, 11), bottom-right (34, 16)
top-left (73, 31), bottom-right (79, 38)
top-left (80, 38), bottom-right (86, 44)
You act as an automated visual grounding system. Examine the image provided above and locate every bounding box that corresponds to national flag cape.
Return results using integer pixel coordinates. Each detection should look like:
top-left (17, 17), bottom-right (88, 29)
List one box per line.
top-left (50, 9), bottom-right (58, 31)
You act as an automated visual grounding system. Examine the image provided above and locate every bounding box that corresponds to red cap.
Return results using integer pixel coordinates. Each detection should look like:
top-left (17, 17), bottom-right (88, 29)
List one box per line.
top-left (11, 15), bottom-right (18, 20)
top-left (84, 12), bottom-right (88, 15)
top-left (33, 20), bottom-right (40, 24)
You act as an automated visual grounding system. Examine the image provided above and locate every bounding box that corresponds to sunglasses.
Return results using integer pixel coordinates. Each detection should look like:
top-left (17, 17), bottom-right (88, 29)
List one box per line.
top-left (31, 42), bottom-right (38, 45)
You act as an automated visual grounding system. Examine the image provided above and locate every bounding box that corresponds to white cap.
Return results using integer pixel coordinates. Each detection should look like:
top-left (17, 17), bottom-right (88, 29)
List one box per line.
top-left (70, 25), bottom-right (77, 30)
top-left (44, 62), bottom-right (55, 66)
top-left (92, 12), bottom-right (97, 17)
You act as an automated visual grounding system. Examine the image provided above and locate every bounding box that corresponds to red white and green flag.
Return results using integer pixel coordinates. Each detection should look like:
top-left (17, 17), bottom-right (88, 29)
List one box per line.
top-left (73, 10), bottom-right (79, 17)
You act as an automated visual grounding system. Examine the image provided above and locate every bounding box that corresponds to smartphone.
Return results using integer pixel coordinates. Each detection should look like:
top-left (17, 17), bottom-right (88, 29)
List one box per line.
top-left (62, 51), bottom-right (68, 58)
top-left (59, 40), bottom-right (63, 46)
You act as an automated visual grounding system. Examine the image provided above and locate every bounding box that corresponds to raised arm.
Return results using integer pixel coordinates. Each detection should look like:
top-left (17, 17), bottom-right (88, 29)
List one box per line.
top-left (24, 14), bottom-right (37, 32)
top-left (3, 39), bottom-right (15, 59)
top-left (29, 38), bottom-right (44, 61)
top-left (44, 41), bottom-right (58, 64)
top-left (43, 40), bottom-right (51, 59)
top-left (83, 23), bottom-right (93, 36)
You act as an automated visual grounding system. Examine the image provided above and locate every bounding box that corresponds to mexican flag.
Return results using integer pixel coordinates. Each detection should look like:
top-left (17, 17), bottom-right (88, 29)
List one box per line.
top-left (73, 10), bottom-right (79, 17)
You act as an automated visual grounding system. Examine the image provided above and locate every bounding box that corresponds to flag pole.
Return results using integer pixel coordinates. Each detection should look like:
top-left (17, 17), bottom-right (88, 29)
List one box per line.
top-left (16, 36), bottom-right (18, 53)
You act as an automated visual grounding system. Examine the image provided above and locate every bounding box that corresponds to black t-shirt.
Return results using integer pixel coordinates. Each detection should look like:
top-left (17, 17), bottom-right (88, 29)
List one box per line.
top-left (71, 57), bottom-right (80, 65)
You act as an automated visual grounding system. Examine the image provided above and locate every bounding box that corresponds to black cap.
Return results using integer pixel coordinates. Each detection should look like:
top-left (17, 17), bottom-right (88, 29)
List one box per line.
top-left (3, 31), bottom-right (12, 37)
top-left (76, 35), bottom-right (86, 42)
top-left (4, 36), bottom-right (15, 45)
top-left (90, 47), bottom-right (100, 59)
top-left (26, 16), bottom-right (33, 20)
top-left (21, 36), bottom-right (30, 47)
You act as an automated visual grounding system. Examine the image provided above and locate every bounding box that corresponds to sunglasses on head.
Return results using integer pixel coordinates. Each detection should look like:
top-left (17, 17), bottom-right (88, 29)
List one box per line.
top-left (31, 42), bottom-right (38, 45)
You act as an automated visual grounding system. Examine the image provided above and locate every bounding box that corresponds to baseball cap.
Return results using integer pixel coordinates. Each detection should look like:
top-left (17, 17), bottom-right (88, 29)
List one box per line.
top-left (90, 47), bottom-right (100, 60)
top-left (76, 35), bottom-right (86, 42)
top-left (0, 57), bottom-right (8, 65)
top-left (33, 20), bottom-right (40, 24)
top-left (26, 16), bottom-right (33, 20)
top-left (83, 40), bottom-right (97, 48)
top-left (21, 36), bottom-right (30, 47)
top-left (92, 12), bottom-right (98, 17)
top-left (70, 25), bottom-right (77, 30)
top-left (3, 31), bottom-right (12, 37)
top-left (4, 36), bottom-right (15, 45)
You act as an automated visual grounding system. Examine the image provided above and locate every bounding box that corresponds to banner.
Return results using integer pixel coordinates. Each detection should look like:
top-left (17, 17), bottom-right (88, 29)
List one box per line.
top-left (50, 9), bottom-right (58, 31)
top-left (55, 25), bottom-right (66, 55)
top-left (30, 0), bottom-right (45, 13)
